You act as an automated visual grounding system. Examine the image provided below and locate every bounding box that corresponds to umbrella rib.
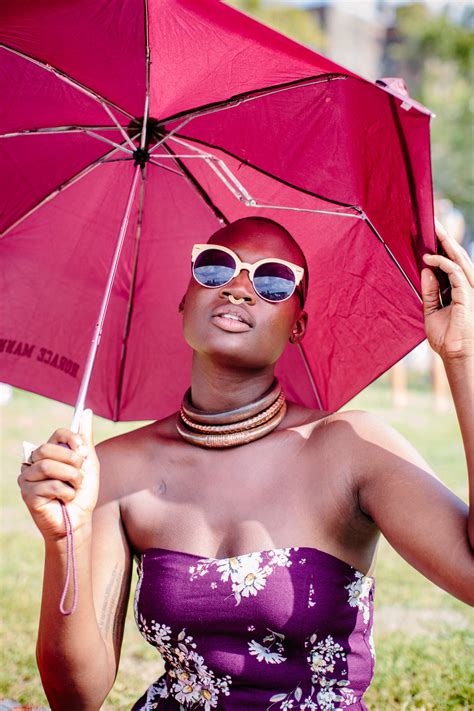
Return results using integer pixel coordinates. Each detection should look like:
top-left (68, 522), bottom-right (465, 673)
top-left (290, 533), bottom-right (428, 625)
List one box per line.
top-left (148, 159), bottom-right (184, 177)
top-left (140, 0), bottom-right (151, 151)
top-left (166, 136), bottom-right (361, 219)
top-left (172, 133), bottom-right (359, 211)
top-left (0, 126), bottom-right (130, 138)
top-left (0, 138), bottom-right (139, 239)
top-left (113, 167), bottom-right (147, 421)
top-left (0, 44), bottom-right (134, 120)
top-left (72, 165), bottom-right (142, 430)
top-left (247, 202), bottom-right (362, 220)
top-left (155, 74), bottom-right (349, 128)
top-left (361, 213), bottom-right (423, 303)
top-left (297, 344), bottom-right (324, 410)
top-left (161, 143), bottom-right (228, 226)
top-left (101, 157), bottom-right (134, 164)
top-left (82, 130), bottom-right (134, 154)
top-left (100, 103), bottom-right (137, 151)
top-left (2, 124), bottom-right (133, 156)
top-left (155, 72), bottom-right (429, 133)
top-left (146, 76), bottom-right (349, 159)
top-left (148, 116), bottom-right (195, 157)
top-left (386, 95), bottom-right (425, 253)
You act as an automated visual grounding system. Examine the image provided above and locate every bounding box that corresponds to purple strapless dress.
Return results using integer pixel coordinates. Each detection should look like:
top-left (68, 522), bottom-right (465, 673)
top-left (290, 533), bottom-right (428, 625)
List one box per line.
top-left (132, 546), bottom-right (375, 710)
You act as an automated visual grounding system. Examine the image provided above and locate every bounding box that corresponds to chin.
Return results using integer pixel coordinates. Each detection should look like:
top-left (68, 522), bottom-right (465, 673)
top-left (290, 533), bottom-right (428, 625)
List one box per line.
top-left (201, 338), bottom-right (284, 370)
top-left (184, 322), bottom-right (286, 368)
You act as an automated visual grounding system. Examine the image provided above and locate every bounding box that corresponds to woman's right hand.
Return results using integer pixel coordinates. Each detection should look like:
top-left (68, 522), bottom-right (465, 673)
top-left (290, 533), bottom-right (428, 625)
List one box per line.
top-left (18, 409), bottom-right (100, 542)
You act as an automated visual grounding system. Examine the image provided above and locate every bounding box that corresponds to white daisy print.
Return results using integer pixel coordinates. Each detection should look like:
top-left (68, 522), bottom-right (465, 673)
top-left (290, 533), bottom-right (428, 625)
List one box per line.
top-left (248, 628), bottom-right (287, 665)
top-left (216, 554), bottom-right (254, 582)
top-left (248, 640), bottom-right (287, 664)
top-left (135, 619), bottom-right (232, 708)
top-left (234, 565), bottom-right (268, 599)
top-left (345, 571), bottom-right (373, 624)
top-left (189, 548), bottom-right (296, 605)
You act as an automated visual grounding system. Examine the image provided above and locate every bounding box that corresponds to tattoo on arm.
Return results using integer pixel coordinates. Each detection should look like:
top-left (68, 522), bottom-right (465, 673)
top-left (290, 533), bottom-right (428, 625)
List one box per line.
top-left (113, 566), bottom-right (131, 650)
top-left (99, 562), bottom-right (130, 651)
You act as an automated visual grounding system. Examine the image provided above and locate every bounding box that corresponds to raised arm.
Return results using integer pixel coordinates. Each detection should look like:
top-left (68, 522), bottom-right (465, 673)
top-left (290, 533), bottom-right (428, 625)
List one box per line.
top-left (348, 409), bottom-right (473, 604)
top-left (350, 221), bottom-right (473, 605)
top-left (422, 220), bottom-right (473, 540)
top-left (18, 411), bottom-right (132, 710)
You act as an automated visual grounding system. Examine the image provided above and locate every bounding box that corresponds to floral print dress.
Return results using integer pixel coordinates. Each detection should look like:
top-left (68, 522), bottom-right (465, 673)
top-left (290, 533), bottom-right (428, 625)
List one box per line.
top-left (132, 546), bottom-right (375, 710)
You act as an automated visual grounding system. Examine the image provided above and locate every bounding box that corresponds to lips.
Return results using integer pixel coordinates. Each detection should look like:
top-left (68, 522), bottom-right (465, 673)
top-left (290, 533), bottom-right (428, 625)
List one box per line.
top-left (211, 304), bottom-right (254, 332)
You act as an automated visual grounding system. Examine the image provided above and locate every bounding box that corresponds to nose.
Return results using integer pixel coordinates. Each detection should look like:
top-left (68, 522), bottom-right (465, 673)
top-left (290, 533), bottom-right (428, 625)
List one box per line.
top-left (219, 269), bottom-right (256, 305)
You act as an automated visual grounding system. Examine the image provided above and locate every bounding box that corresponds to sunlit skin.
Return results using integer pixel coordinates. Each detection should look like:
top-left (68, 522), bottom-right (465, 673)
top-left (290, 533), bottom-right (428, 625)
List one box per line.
top-left (18, 217), bottom-right (473, 708)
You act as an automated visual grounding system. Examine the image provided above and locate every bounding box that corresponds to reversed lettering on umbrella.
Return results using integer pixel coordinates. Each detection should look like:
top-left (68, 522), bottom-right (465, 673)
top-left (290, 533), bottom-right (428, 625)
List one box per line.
top-left (0, 338), bottom-right (79, 378)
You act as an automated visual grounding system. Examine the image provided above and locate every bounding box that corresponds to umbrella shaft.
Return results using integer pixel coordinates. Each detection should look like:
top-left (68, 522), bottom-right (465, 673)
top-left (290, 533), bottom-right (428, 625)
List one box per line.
top-left (71, 165), bottom-right (142, 432)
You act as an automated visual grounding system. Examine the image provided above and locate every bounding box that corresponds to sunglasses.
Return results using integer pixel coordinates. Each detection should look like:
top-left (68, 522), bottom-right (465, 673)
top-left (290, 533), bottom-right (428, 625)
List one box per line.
top-left (192, 243), bottom-right (305, 304)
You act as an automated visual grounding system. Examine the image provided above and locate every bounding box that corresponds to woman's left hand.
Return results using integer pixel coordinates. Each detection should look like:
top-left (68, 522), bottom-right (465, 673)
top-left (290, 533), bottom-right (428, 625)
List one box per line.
top-left (421, 219), bottom-right (474, 362)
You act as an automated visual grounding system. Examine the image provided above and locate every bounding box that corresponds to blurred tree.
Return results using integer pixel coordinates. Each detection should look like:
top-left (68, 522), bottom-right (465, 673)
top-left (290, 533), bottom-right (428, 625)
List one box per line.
top-left (389, 3), bottom-right (474, 234)
top-left (226, 0), bottom-right (325, 51)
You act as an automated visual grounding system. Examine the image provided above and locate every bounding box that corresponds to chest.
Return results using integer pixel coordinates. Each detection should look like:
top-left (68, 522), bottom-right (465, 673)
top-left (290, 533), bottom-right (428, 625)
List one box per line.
top-left (121, 426), bottom-right (351, 556)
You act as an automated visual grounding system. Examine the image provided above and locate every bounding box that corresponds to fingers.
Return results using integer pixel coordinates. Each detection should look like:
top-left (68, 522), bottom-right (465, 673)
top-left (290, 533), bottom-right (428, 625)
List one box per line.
top-left (433, 219), bottom-right (474, 288)
top-left (18, 435), bottom-right (86, 499)
top-left (422, 252), bottom-right (467, 291)
top-left (28, 442), bottom-right (85, 468)
top-left (19, 458), bottom-right (83, 488)
top-left (47, 427), bottom-right (87, 455)
top-left (420, 267), bottom-right (441, 317)
top-left (20, 478), bottom-right (78, 506)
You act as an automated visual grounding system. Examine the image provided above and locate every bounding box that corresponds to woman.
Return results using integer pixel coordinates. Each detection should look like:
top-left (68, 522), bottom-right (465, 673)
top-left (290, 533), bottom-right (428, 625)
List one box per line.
top-left (18, 216), bottom-right (473, 710)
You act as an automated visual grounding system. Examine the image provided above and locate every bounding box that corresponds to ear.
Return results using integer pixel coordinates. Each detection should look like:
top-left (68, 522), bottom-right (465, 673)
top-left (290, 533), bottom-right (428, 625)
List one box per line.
top-left (178, 295), bottom-right (186, 313)
top-left (289, 310), bottom-right (308, 345)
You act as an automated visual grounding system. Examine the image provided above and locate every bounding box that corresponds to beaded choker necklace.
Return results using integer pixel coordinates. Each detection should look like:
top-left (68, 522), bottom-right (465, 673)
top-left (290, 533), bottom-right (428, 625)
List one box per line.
top-left (176, 378), bottom-right (286, 448)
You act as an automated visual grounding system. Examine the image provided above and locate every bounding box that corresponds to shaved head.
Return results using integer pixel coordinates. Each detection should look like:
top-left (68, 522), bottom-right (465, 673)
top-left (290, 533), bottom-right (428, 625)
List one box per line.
top-left (208, 217), bottom-right (309, 305)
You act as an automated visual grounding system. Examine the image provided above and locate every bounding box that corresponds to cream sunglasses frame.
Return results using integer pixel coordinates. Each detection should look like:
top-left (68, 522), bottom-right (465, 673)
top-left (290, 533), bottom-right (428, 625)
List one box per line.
top-left (191, 243), bottom-right (305, 303)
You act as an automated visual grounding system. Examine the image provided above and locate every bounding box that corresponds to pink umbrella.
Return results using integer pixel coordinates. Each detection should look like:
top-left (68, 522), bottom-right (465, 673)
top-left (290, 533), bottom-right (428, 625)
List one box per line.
top-left (0, 0), bottom-right (435, 426)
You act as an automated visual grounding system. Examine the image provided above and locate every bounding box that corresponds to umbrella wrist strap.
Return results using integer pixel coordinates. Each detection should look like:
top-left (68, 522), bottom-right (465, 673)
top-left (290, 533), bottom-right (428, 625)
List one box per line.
top-left (59, 502), bottom-right (77, 616)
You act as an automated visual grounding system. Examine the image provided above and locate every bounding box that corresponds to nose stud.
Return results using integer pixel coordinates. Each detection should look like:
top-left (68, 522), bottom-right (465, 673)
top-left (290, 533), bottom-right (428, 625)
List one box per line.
top-left (227, 294), bottom-right (246, 305)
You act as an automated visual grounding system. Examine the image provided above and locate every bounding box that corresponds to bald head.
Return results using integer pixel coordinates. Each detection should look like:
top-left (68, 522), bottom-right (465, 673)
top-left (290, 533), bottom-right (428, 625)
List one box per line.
top-left (208, 217), bottom-right (309, 305)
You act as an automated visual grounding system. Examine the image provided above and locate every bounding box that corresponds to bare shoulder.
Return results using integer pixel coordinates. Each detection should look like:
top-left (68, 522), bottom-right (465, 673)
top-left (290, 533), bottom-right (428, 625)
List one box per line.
top-left (96, 413), bottom-right (177, 456)
top-left (291, 406), bottom-right (388, 449)
top-left (332, 408), bottom-right (437, 476)
top-left (288, 403), bottom-right (386, 433)
top-left (323, 407), bottom-right (389, 433)
top-left (285, 404), bottom-right (391, 460)
top-left (303, 407), bottom-right (440, 493)
top-left (94, 414), bottom-right (177, 502)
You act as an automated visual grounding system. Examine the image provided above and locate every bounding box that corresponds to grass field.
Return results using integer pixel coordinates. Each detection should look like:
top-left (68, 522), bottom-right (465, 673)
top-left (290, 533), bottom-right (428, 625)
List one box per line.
top-left (1, 377), bottom-right (473, 709)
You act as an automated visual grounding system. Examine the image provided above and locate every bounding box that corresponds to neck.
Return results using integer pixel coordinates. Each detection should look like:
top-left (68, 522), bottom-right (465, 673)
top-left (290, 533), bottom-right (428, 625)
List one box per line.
top-left (190, 354), bottom-right (275, 412)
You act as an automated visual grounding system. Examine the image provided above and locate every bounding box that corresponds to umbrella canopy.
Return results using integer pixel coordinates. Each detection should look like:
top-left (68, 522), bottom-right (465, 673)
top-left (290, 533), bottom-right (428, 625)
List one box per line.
top-left (0, 0), bottom-right (434, 421)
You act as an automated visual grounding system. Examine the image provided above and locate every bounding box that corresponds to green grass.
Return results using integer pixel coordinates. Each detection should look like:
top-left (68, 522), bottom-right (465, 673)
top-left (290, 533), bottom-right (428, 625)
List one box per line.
top-left (1, 379), bottom-right (473, 709)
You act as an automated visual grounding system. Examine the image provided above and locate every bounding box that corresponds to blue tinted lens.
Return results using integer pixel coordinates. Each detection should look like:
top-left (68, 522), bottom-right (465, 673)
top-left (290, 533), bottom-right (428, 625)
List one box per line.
top-left (193, 249), bottom-right (236, 287)
top-left (253, 263), bottom-right (295, 301)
